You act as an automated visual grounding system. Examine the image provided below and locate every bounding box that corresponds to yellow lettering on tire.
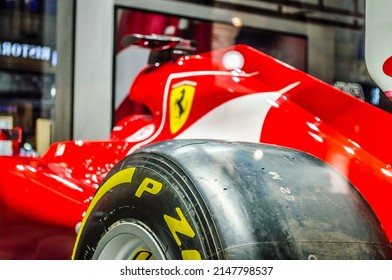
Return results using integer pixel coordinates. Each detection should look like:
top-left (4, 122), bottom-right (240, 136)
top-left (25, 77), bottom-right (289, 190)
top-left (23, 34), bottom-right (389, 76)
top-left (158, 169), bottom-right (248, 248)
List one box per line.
top-left (131, 249), bottom-right (154, 260)
top-left (164, 207), bottom-right (195, 246)
top-left (182, 250), bottom-right (202, 260)
top-left (72, 167), bottom-right (136, 259)
top-left (135, 177), bottom-right (163, 198)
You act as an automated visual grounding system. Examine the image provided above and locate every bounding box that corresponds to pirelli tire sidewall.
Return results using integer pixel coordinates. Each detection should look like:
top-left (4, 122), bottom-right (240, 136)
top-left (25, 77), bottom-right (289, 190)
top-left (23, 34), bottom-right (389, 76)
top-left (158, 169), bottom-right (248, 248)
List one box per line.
top-left (73, 151), bottom-right (222, 260)
top-left (73, 140), bottom-right (392, 260)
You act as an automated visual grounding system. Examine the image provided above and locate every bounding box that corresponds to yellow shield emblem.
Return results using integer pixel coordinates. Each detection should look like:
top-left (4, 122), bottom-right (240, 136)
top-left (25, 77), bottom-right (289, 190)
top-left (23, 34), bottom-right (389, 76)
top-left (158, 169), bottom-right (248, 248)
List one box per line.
top-left (169, 83), bottom-right (196, 134)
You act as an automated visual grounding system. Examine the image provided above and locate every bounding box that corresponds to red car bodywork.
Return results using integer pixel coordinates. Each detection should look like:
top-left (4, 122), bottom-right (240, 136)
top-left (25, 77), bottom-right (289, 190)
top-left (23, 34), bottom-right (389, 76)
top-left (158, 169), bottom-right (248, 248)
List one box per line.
top-left (1, 43), bottom-right (392, 259)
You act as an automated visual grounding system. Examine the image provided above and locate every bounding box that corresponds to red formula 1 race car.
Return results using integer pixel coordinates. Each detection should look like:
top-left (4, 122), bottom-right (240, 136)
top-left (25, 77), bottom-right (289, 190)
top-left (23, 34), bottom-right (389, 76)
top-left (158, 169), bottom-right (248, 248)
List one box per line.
top-left (2, 27), bottom-right (392, 260)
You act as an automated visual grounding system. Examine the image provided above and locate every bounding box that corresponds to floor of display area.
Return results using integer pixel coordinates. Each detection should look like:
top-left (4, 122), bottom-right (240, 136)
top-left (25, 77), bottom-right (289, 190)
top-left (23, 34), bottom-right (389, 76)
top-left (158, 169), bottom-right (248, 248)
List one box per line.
top-left (0, 209), bottom-right (75, 260)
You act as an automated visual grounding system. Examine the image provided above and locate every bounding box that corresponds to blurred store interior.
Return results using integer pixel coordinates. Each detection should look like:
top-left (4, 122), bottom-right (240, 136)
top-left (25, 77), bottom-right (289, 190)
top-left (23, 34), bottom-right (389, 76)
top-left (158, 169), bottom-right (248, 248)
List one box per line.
top-left (1, 0), bottom-right (390, 154)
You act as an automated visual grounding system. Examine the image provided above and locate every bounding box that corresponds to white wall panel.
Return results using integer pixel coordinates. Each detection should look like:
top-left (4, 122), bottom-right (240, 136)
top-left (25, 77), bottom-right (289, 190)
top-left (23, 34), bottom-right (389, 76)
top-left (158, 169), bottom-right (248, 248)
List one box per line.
top-left (74, 0), bottom-right (114, 140)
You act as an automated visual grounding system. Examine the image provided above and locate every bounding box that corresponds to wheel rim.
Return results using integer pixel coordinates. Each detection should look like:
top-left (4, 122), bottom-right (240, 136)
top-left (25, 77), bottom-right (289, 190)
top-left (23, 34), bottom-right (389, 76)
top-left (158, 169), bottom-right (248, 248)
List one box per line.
top-left (92, 220), bottom-right (166, 260)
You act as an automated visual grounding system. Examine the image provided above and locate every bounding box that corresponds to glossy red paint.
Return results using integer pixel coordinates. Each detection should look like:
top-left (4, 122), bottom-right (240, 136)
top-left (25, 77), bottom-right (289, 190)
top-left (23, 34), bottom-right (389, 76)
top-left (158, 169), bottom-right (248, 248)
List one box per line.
top-left (1, 44), bottom-right (392, 259)
top-left (383, 56), bottom-right (392, 77)
top-left (126, 45), bottom-right (392, 239)
top-left (261, 76), bottom-right (392, 239)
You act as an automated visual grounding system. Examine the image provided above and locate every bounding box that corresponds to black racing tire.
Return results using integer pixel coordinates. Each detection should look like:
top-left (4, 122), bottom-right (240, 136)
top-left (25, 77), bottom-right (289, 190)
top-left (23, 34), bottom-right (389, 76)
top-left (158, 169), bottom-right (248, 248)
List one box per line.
top-left (72, 140), bottom-right (392, 260)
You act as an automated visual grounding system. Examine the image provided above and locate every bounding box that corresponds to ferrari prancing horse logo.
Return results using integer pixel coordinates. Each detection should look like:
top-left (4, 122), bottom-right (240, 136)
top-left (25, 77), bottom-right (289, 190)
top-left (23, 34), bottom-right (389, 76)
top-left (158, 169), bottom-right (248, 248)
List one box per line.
top-left (169, 81), bottom-right (196, 134)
